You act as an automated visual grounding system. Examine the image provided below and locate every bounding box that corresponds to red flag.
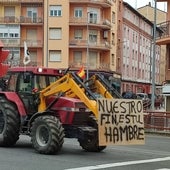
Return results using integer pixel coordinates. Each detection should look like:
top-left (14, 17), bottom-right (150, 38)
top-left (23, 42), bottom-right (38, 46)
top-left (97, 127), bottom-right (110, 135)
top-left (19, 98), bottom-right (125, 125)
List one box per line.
top-left (77, 66), bottom-right (85, 79)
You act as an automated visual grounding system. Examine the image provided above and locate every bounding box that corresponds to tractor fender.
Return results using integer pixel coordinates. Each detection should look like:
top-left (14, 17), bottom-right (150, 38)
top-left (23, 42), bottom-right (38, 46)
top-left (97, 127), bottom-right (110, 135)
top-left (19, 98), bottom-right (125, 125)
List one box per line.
top-left (0, 92), bottom-right (27, 116)
top-left (28, 111), bottom-right (56, 129)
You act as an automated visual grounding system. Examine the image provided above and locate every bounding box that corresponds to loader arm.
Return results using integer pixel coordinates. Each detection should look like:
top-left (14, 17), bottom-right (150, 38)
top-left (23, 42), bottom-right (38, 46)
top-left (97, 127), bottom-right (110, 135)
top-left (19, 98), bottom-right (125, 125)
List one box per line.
top-left (86, 75), bottom-right (113, 99)
top-left (86, 74), bottom-right (122, 99)
top-left (38, 73), bottom-right (98, 117)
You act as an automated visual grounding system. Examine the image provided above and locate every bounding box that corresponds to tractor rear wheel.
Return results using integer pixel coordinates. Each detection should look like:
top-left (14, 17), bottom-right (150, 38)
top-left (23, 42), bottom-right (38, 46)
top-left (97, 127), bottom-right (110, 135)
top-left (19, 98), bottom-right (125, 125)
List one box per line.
top-left (0, 96), bottom-right (20, 146)
top-left (78, 115), bottom-right (106, 152)
top-left (31, 115), bottom-right (64, 154)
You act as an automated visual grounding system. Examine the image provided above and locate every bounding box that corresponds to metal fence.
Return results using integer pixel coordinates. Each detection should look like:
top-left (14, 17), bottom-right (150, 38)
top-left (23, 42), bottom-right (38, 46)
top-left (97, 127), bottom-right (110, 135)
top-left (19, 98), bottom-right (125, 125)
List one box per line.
top-left (144, 111), bottom-right (170, 132)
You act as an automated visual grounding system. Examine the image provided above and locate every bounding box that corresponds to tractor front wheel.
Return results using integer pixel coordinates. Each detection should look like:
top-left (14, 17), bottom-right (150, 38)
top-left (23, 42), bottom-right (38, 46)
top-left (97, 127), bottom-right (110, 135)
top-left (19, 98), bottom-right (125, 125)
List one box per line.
top-left (31, 115), bottom-right (64, 154)
top-left (78, 115), bottom-right (106, 152)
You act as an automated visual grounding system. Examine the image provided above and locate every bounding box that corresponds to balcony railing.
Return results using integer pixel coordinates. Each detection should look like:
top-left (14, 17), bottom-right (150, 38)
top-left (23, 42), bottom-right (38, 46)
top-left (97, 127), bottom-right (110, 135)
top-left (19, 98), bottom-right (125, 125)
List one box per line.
top-left (0, 39), bottom-right (43, 47)
top-left (69, 0), bottom-right (113, 6)
top-left (69, 62), bottom-right (110, 70)
top-left (0, 16), bottom-right (43, 24)
top-left (0, 39), bottom-right (20, 47)
top-left (21, 40), bottom-right (43, 47)
top-left (69, 17), bottom-right (111, 28)
top-left (0, 0), bottom-right (43, 3)
top-left (69, 39), bottom-right (111, 49)
top-left (157, 21), bottom-right (170, 40)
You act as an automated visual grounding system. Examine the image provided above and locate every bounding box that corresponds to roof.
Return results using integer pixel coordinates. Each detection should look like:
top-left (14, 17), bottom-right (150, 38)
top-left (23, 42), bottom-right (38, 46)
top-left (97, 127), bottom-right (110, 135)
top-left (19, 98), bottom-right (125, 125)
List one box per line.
top-left (8, 66), bottom-right (64, 76)
top-left (123, 2), bottom-right (163, 33)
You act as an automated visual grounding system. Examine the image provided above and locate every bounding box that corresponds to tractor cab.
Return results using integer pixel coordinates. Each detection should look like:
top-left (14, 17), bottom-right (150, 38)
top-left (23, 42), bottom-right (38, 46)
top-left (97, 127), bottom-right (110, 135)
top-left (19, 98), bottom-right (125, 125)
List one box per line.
top-left (5, 67), bottom-right (62, 115)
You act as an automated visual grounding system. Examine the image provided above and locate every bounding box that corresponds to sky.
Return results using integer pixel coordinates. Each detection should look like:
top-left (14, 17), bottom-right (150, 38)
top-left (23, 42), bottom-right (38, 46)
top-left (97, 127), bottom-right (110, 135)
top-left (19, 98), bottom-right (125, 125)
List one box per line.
top-left (123, 0), bottom-right (167, 11)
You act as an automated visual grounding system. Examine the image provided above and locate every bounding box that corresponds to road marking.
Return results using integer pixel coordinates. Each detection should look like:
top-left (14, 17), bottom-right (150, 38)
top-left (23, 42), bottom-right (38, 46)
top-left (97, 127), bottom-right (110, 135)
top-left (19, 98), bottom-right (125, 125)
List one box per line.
top-left (155, 169), bottom-right (170, 170)
top-left (65, 157), bottom-right (170, 170)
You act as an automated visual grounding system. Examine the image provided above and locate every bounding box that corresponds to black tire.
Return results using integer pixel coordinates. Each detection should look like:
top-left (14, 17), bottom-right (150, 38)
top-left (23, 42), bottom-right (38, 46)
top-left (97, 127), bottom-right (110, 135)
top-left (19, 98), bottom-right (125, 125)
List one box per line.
top-left (31, 115), bottom-right (64, 155)
top-left (78, 115), bottom-right (106, 152)
top-left (0, 96), bottom-right (20, 146)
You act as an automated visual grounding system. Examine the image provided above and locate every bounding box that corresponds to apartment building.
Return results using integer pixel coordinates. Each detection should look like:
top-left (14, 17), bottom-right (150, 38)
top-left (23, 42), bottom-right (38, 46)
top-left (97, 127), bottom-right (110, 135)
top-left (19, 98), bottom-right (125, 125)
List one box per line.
top-left (0, 0), bottom-right (44, 66)
top-left (44, 0), bottom-right (113, 69)
top-left (157, 0), bottom-right (170, 110)
top-left (137, 2), bottom-right (166, 89)
top-left (0, 0), bottom-right (122, 90)
top-left (121, 2), bottom-right (161, 94)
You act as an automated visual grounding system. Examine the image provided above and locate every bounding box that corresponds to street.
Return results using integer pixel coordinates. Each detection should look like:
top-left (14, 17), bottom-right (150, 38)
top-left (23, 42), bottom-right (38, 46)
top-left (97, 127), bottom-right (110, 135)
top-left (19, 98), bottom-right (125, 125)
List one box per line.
top-left (0, 134), bottom-right (169, 170)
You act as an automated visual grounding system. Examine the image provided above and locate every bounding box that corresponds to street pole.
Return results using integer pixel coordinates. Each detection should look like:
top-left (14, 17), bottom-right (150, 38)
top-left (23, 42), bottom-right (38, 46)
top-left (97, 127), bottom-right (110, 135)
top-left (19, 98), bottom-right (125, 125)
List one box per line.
top-left (151, 0), bottom-right (157, 110)
top-left (86, 12), bottom-right (89, 80)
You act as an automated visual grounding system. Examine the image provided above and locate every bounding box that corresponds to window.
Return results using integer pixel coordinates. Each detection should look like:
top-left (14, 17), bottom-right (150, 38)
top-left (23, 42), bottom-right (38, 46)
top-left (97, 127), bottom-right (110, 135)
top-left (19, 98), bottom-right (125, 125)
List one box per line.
top-left (112, 33), bottom-right (115, 45)
top-left (112, 12), bottom-right (115, 23)
top-left (27, 7), bottom-right (38, 22)
top-left (49, 28), bottom-right (62, 39)
top-left (27, 29), bottom-right (37, 41)
top-left (111, 54), bottom-right (114, 65)
top-left (4, 33), bottom-right (8, 37)
top-left (89, 12), bottom-right (97, 24)
top-left (49, 50), bottom-right (61, 62)
top-left (74, 8), bottom-right (82, 18)
top-left (50, 5), bottom-right (62, 17)
top-left (89, 51), bottom-right (97, 68)
top-left (0, 25), bottom-right (20, 39)
top-left (4, 6), bottom-right (15, 16)
top-left (73, 51), bottom-right (82, 64)
top-left (8, 73), bottom-right (18, 91)
top-left (74, 29), bottom-right (82, 40)
top-left (89, 30), bottom-right (97, 43)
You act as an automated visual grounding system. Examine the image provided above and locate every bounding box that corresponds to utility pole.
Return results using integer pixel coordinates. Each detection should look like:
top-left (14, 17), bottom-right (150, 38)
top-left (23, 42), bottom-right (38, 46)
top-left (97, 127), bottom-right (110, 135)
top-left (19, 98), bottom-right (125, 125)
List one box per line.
top-left (151, 0), bottom-right (157, 110)
top-left (86, 12), bottom-right (89, 80)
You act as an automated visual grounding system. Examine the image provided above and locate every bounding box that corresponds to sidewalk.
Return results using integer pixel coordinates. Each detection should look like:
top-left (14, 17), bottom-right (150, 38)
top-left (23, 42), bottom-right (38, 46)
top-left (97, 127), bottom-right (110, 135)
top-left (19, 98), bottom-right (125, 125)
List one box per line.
top-left (145, 129), bottom-right (170, 136)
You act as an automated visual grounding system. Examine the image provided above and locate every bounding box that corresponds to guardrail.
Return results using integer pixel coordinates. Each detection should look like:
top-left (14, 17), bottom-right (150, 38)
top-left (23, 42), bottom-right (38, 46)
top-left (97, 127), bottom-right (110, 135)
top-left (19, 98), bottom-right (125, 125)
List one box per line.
top-left (144, 111), bottom-right (170, 132)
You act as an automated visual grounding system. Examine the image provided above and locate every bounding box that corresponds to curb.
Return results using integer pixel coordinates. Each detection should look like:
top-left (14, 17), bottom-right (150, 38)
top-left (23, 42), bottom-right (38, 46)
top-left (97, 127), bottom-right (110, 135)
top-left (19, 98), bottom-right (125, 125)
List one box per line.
top-left (145, 129), bottom-right (170, 136)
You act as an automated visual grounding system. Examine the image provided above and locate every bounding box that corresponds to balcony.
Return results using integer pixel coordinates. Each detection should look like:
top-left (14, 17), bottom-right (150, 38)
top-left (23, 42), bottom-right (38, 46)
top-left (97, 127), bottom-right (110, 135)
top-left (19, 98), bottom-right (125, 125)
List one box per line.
top-left (69, 39), bottom-right (111, 50)
top-left (0, 16), bottom-right (18, 23)
top-left (0, 0), bottom-right (43, 3)
top-left (0, 38), bottom-right (20, 47)
top-left (0, 39), bottom-right (43, 48)
top-left (21, 40), bottom-right (43, 48)
top-left (20, 16), bottom-right (43, 24)
top-left (69, 0), bottom-right (113, 7)
top-left (0, 16), bottom-right (43, 24)
top-left (156, 21), bottom-right (170, 45)
top-left (69, 17), bottom-right (111, 29)
top-left (69, 62), bottom-right (110, 70)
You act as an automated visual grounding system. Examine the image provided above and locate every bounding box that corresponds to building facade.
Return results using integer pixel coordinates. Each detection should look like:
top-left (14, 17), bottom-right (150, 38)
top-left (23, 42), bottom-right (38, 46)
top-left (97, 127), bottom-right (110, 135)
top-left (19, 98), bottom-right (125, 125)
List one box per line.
top-left (0, 0), bottom-right (44, 66)
top-left (120, 2), bottom-right (161, 94)
top-left (138, 2), bottom-right (166, 88)
top-left (157, 0), bottom-right (170, 110)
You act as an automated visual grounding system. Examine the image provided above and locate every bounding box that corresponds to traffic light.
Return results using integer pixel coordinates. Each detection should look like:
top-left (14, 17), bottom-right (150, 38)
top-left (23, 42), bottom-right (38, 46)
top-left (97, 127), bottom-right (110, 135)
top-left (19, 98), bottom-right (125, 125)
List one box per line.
top-left (0, 43), bottom-right (9, 77)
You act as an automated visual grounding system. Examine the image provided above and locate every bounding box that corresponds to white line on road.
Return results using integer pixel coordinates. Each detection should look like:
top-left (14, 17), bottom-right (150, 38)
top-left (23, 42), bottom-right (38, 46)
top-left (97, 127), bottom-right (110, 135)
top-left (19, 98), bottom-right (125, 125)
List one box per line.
top-left (65, 157), bottom-right (170, 170)
top-left (155, 169), bottom-right (170, 170)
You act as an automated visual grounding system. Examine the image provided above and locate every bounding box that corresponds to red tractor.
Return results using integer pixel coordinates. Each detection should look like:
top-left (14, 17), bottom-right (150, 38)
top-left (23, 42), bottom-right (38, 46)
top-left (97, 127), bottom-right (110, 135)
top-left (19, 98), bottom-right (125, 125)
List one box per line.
top-left (0, 66), bottom-right (107, 154)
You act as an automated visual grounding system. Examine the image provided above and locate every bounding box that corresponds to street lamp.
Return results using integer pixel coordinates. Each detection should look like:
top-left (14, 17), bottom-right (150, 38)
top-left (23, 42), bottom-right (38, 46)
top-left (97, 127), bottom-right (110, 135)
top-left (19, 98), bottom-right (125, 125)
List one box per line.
top-left (151, 0), bottom-right (157, 110)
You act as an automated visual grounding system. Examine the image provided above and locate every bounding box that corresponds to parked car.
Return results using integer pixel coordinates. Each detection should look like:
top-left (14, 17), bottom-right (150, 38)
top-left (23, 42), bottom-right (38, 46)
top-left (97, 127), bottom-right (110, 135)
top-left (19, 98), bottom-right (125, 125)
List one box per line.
top-left (136, 93), bottom-right (149, 100)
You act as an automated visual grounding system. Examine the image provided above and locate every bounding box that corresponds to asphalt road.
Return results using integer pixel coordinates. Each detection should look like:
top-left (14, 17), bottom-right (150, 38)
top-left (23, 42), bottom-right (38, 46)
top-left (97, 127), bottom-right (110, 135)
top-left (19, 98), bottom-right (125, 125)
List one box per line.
top-left (0, 134), bottom-right (169, 170)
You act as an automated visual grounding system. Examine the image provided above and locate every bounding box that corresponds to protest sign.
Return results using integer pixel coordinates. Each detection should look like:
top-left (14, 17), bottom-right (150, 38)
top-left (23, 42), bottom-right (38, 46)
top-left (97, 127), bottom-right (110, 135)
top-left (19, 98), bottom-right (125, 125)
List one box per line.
top-left (97, 98), bottom-right (145, 146)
